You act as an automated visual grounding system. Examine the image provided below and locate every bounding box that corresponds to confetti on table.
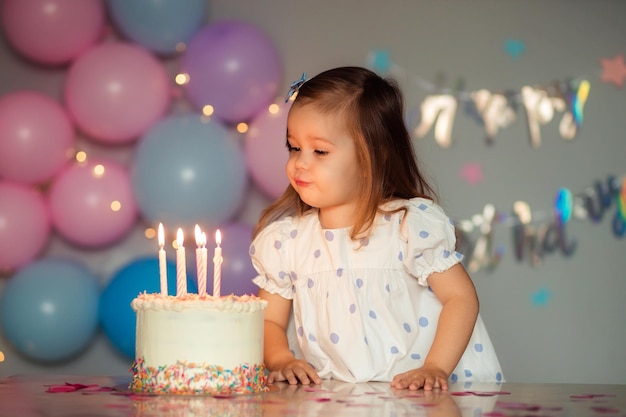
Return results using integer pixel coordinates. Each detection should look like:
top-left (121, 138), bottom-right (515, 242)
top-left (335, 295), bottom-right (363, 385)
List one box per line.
top-left (590, 406), bottom-right (620, 413)
top-left (495, 401), bottom-right (558, 412)
top-left (451, 390), bottom-right (511, 397)
top-left (570, 393), bottom-right (615, 399)
top-left (46, 383), bottom-right (100, 393)
top-left (303, 387), bottom-right (329, 392)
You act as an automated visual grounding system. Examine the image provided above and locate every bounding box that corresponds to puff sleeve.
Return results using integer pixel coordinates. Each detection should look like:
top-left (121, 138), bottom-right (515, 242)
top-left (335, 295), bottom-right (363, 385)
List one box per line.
top-left (250, 218), bottom-right (295, 300)
top-left (401, 198), bottom-right (464, 286)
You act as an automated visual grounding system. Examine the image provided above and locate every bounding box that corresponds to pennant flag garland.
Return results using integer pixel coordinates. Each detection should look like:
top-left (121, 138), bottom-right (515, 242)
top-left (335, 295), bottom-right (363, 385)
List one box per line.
top-left (455, 174), bottom-right (625, 273)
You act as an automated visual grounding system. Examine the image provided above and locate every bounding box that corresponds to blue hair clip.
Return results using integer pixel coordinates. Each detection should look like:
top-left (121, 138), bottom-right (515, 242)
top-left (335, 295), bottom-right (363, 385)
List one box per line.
top-left (284, 72), bottom-right (307, 103)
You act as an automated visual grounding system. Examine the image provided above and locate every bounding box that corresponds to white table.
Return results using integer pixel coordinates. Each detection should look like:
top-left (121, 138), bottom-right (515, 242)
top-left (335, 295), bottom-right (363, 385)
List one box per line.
top-left (0, 374), bottom-right (624, 416)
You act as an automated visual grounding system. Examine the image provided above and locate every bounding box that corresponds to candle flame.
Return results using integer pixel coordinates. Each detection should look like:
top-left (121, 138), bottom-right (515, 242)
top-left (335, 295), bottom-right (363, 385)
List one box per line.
top-left (215, 229), bottom-right (221, 247)
top-left (194, 224), bottom-right (202, 246)
top-left (158, 223), bottom-right (165, 248)
top-left (201, 232), bottom-right (207, 247)
top-left (176, 228), bottom-right (184, 247)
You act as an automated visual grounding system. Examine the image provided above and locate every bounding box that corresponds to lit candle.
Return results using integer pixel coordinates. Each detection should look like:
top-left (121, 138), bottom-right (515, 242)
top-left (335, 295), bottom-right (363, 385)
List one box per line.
top-left (158, 223), bottom-right (167, 296)
top-left (176, 228), bottom-right (187, 297)
top-left (213, 229), bottom-right (222, 297)
top-left (195, 225), bottom-right (207, 297)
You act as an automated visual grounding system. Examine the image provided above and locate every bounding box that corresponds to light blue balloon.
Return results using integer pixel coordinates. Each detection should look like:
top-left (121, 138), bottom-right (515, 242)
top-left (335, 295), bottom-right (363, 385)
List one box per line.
top-left (132, 113), bottom-right (247, 228)
top-left (0, 258), bottom-right (99, 362)
top-left (99, 256), bottom-right (197, 359)
top-left (108, 0), bottom-right (206, 55)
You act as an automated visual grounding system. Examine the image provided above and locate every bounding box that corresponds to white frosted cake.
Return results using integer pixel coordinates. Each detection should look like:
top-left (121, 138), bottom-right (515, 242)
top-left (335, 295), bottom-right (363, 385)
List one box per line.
top-left (129, 293), bottom-right (268, 395)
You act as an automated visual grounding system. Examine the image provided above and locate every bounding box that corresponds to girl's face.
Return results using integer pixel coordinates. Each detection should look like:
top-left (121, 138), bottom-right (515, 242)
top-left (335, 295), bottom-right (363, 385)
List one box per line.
top-left (286, 104), bottom-right (362, 229)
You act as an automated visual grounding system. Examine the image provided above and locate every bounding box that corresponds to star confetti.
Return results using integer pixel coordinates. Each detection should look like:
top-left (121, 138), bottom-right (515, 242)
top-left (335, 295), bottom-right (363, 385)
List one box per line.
top-left (459, 163), bottom-right (484, 185)
top-left (599, 54), bottom-right (626, 88)
top-left (504, 39), bottom-right (526, 59)
top-left (45, 383), bottom-right (114, 393)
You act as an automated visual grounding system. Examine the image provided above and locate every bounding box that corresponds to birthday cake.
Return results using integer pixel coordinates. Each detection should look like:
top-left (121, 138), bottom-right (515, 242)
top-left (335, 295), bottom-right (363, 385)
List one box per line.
top-left (129, 293), bottom-right (268, 395)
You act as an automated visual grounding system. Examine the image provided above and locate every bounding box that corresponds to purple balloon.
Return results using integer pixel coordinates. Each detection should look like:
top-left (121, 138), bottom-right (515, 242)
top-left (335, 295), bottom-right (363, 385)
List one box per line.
top-left (181, 20), bottom-right (282, 124)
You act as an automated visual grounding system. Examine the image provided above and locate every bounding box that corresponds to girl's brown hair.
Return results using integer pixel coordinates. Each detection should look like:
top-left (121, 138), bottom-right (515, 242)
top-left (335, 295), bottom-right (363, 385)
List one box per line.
top-left (253, 66), bottom-right (436, 240)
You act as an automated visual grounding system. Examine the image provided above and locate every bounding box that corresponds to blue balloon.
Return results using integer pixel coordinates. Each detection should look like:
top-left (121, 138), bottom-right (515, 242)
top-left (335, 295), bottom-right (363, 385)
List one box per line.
top-left (0, 258), bottom-right (99, 362)
top-left (132, 113), bottom-right (248, 229)
top-left (99, 256), bottom-right (197, 359)
top-left (108, 0), bottom-right (206, 55)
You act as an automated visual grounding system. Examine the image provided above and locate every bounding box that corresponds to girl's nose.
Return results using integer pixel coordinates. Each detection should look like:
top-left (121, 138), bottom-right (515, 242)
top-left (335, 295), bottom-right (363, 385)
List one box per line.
top-left (294, 152), bottom-right (309, 169)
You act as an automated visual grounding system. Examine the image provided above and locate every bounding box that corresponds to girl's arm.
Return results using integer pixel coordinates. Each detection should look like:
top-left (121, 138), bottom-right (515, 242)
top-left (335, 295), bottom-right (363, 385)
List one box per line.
top-left (390, 263), bottom-right (479, 390)
top-left (258, 289), bottom-right (322, 385)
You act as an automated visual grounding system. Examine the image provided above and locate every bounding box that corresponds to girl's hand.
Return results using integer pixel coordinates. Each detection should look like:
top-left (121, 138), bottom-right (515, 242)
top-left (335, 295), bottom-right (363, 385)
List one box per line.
top-left (268, 359), bottom-right (322, 385)
top-left (390, 365), bottom-right (449, 391)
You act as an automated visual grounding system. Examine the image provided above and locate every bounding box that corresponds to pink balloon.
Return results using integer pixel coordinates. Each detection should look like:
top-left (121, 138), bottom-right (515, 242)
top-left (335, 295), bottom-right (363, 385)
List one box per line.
top-left (1, 0), bottom-right (104, 65)
top-left (65, 42), bottom-right (171, 144)
top-left (0, 91), bottom-right (75, 184)
top-left (0, 181), bottom-right (51, 272)
top-left (48, 159), bottom-right (138, 247)
top-left (244, 102), bottom-right (290, 198)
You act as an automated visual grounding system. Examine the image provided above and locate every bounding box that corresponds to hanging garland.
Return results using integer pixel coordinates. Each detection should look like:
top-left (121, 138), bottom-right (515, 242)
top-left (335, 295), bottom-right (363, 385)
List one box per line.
top-left (365, 49), bottom-right (625, 273)
top-left (366, 49), bottom-right (594, 148)
top-left (455, 175), bottom-right (625, 274)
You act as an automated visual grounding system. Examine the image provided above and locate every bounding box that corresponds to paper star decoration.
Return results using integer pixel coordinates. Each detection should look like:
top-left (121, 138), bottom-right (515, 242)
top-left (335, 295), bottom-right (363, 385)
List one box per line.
top-left (459, 163), bottom-right (484, 185)
top-left (367, 49), bottom-right (392, 75)
top-left (531, 287), bottom-right (553, 307)
top-left (504, 39), bottom-right (526, 59)
top-left (600, 54), bottom-right (626, 88)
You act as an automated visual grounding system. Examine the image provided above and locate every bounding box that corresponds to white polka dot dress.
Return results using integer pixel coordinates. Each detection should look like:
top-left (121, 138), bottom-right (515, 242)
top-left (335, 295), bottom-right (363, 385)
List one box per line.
top-left (251, 198), bottom-right (504, 383)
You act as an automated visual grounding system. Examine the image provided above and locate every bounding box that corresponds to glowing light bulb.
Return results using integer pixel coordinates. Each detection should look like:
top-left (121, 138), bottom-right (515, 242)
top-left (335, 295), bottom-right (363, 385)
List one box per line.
top-left (236, 123), bottom-right (248, 133)
top-left (144, 227), bottom-right (156, 239)
top-left (175, 73), bottom-right (189, 85)
top-left (202, 105), bottom-right (214, 116)
top-left (75, 151), bottom-right (87, 162)
top-left (93, 164), bottom-right (105, 177)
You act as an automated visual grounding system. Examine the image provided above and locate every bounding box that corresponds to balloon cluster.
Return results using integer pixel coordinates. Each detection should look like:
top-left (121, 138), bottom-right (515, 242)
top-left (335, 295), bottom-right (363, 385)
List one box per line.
top-left (0, 0), bottom-right (291, 363)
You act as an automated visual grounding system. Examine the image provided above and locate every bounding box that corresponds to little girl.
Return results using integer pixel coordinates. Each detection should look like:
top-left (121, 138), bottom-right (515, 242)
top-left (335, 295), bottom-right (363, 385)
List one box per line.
top-left (250, 67), bottom-right (503, 390)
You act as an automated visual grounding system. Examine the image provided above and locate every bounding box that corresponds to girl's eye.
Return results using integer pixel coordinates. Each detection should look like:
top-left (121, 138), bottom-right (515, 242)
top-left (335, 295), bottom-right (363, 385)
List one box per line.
top-left (315, 150), bottom-right (329, 156)
top-left (287, 143), bottom-right (300, 152)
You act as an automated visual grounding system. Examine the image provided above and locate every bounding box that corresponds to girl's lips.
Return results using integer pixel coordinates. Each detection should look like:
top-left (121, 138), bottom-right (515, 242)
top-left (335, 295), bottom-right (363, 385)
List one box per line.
top-left (294, 179), bottom-right (309, 187)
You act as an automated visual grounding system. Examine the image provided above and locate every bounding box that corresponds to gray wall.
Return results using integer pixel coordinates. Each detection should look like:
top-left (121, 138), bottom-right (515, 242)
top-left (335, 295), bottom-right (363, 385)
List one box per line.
top-left (1, 0), bottom-right (625, 384)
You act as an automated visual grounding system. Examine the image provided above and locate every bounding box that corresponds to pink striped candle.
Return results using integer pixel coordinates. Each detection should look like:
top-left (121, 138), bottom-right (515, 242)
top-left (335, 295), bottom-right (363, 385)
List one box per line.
top-left (213, 229), bottom-right (222, 297)
top-left (175, 228), bottom-right (187, 297)
top-left (195, 225), bottom-right (207, 296)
